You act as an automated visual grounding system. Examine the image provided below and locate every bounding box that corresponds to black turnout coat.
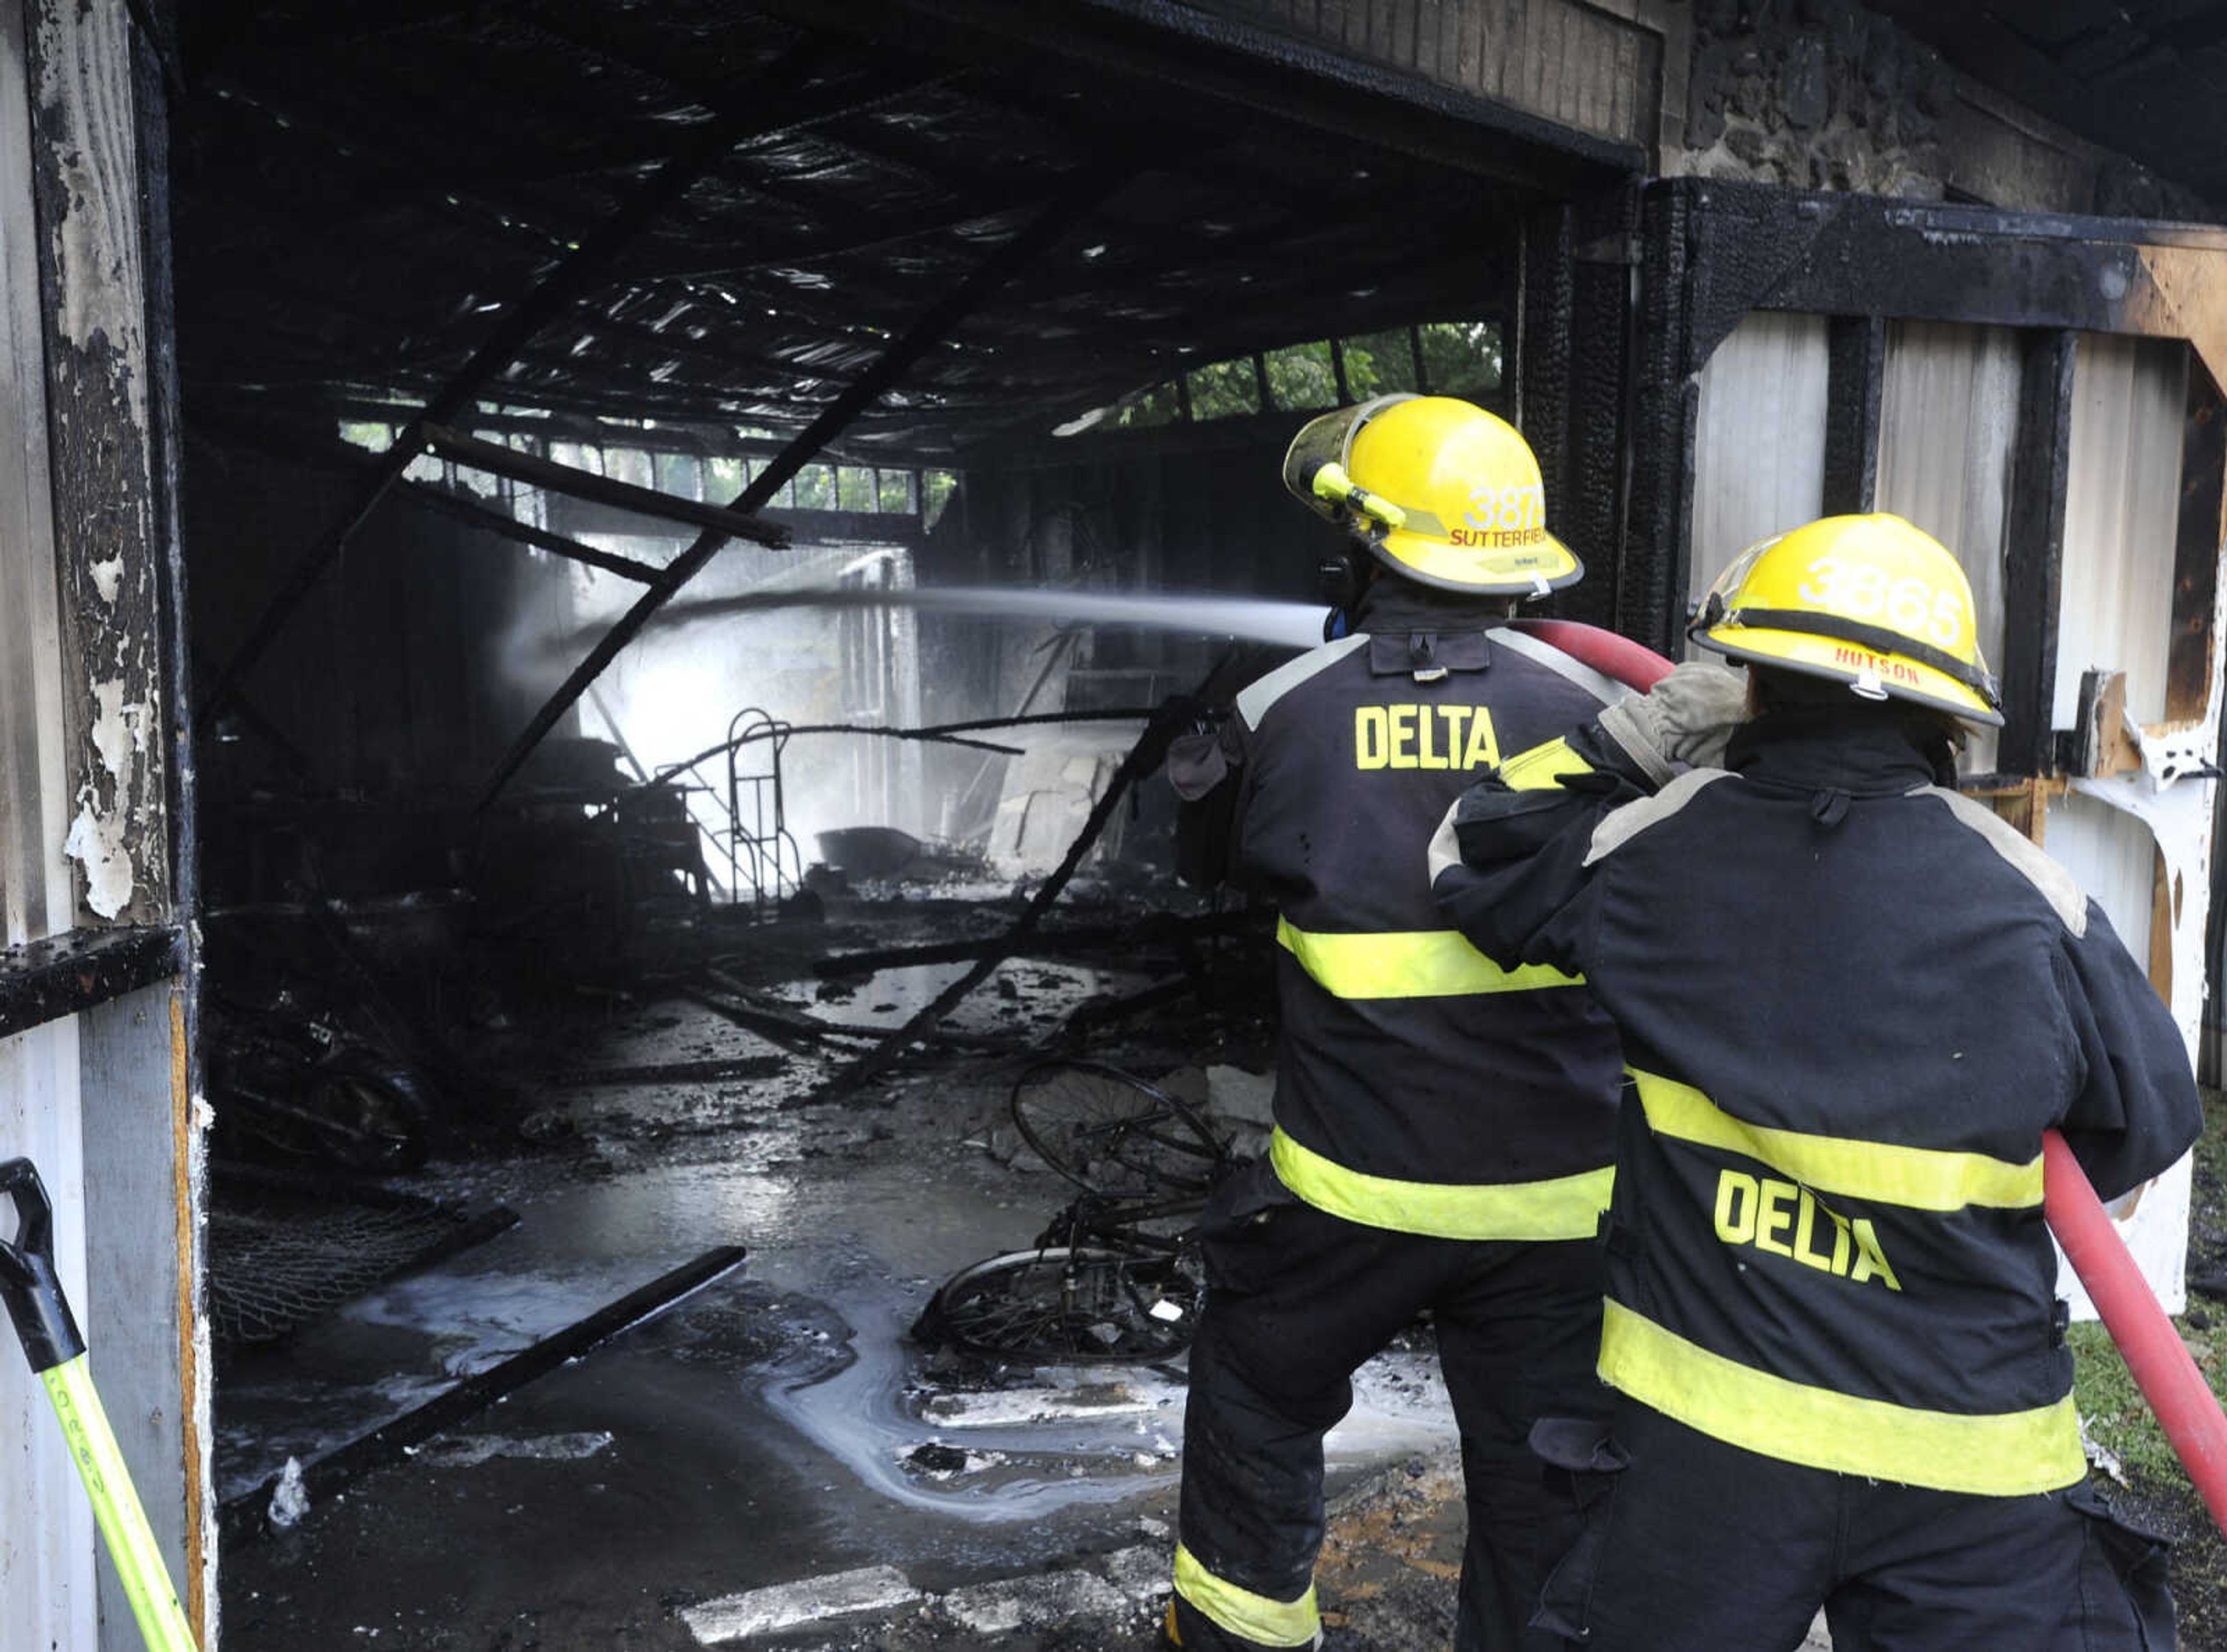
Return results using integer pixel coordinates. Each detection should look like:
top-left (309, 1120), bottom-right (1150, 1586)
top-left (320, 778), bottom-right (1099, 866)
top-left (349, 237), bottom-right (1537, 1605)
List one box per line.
top-left (1430, 708), bottom-right (2202, 1495)
top-left (1169, 583), bottom-right (1626, 1240)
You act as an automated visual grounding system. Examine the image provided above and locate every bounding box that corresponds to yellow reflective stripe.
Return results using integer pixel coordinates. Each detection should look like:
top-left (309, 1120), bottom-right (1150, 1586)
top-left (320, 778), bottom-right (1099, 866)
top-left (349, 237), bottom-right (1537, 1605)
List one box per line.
top-left (1598, 1300), bottom-right (2085, 1496)
top-left (1271, 1127), bottom-right (1612, 1241)
top-left (1629, 1068), bottom-right (2043, 1212)
top-left (1275, 918), bottom-right (1581, 999)
top-left (1173, 1543), bottom-right (1320, 1649)
top-left (1497, 735), bottom-right (1594, 790)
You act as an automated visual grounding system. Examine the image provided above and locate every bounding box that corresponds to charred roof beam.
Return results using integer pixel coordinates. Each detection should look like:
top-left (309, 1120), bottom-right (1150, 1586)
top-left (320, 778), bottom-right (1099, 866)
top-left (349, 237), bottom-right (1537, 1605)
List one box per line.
top-left (630, 190), bottom-right (1067, 284)
top-left (399, 480), bottom-right (665, 583)
top-left (419, 423), bottom-right (790, 548)
top-left (198, 37), bottom-right (928, 727)
top-left (476, 162), bottom-right (1138, 808)
top-left (193, 106), bottom-right (746, 727)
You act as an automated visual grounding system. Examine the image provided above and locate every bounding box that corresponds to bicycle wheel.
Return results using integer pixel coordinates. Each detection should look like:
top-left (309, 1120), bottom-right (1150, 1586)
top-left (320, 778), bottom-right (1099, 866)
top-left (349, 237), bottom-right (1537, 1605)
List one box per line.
top-left (298, 1059), bottom-right (430, 1172)
top-left (913, 1244), bottom-right (1202, 1364)
top-left (1010, 1060), bottom-right (1226, 1200)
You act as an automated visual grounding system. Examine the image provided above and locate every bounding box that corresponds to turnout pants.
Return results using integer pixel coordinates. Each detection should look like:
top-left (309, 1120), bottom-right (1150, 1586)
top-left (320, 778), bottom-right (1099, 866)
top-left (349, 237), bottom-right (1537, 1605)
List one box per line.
top-left (1532, 1398), bottom-right (2177, 1652)
top-left (1171, 1160), bottom-right (1608, 1652)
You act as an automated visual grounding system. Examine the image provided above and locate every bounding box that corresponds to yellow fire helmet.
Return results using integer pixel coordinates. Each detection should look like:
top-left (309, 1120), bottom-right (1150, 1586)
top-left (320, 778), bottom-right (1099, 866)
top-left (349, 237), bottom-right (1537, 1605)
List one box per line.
top-left (1281, 393), bottom-right (1583, 597)
top-left (1690, 513), bottom-right (2003, 726)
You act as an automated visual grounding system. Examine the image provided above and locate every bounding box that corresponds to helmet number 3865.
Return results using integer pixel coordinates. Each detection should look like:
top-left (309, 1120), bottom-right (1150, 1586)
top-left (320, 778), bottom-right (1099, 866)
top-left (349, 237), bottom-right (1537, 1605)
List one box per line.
top-left (1794, 556), bottom-right (1964, 650)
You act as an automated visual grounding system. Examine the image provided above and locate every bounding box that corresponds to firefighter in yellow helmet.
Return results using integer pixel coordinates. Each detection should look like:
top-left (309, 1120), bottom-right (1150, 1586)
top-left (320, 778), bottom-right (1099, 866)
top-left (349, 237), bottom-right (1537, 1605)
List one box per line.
top-left (1162, 395), bottom-right (1623, 1651)
top-left (1283, 390), bottom-right (1585, 607)
top-left (1432, 513), bottom-right (2195, 1650)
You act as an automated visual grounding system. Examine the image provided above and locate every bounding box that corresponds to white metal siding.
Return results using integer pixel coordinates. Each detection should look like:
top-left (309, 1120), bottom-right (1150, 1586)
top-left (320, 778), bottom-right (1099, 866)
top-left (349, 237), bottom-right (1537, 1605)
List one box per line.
top-left (1874, 321), bottom-right (2021, 774)
top-left (2042, 792), bottom-right (2156, 965)
top-left (1688, 311), bottom-right (1829, 630)
top-left (0, 4), bottom-right (96, 1644)
top-left (2053, 333), bottom-right (2188, 731)
top-left (2046, 333), bottom-right (2200, 1320)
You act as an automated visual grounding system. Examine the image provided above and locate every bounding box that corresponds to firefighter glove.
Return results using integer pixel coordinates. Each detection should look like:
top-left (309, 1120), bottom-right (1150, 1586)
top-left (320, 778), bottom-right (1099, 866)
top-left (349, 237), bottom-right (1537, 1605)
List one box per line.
top-left (1595, 661), bottom-right (1748, 783)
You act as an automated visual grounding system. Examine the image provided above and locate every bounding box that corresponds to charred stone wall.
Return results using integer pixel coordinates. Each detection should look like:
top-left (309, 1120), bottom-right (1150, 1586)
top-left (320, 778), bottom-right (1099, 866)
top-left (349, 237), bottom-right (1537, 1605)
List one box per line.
top-left (1192, 0), bottom-right (2219, 221)
top-left (1678, 0), bottom-right (2216, 220)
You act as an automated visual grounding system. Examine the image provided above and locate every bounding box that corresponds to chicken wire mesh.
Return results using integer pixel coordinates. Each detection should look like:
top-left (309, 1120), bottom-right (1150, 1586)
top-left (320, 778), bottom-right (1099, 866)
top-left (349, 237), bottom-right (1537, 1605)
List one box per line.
top-left (208, 1168), bottom-right (517, 1346)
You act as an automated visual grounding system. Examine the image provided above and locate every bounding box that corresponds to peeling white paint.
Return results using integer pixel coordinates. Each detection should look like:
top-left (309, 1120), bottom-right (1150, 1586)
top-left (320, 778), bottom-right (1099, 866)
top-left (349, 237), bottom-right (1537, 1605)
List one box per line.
top-left (35, 72), bottom-right (149, 424)
top-left (89, 554), bottom-right (121, 603)
top-left (87, 677), bottom-right (137, 791)
top-left (62, 803), bottom-right (133, 918)
top-left (63, 679), bottom-right (152, 920)
top-left (2051, 558), bottom-right (2227, 1319)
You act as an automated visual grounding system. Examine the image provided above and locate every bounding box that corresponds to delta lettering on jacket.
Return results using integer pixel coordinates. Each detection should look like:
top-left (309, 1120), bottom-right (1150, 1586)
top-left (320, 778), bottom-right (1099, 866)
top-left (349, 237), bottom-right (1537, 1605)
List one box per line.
top-left (1352, 705), bottom-right (1501, 771)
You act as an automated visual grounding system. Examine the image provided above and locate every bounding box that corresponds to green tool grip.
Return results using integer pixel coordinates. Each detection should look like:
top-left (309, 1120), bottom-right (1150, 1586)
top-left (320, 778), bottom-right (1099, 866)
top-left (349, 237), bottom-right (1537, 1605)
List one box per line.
top-left (43, 1355), bottom-right (201, 1652)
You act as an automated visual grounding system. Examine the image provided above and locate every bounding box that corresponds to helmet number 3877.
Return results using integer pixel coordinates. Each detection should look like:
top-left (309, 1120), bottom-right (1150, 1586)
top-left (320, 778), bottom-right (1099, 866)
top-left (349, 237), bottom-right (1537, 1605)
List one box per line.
top-left (1794, 556), bottom-right (1964, 649)
top-left (1464, 484), bottom-right (1544, 534)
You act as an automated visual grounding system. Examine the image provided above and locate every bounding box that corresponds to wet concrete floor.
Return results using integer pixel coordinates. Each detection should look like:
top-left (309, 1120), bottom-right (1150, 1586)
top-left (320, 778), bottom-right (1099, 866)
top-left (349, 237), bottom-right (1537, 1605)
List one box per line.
top-left (217, 955), bottom-right (1465, 1649)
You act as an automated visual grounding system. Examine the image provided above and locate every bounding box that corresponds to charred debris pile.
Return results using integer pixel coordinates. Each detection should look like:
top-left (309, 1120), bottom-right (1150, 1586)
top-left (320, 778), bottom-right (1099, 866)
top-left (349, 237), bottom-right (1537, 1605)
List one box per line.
top-left (196, 696), bottom-right (1280, 1240)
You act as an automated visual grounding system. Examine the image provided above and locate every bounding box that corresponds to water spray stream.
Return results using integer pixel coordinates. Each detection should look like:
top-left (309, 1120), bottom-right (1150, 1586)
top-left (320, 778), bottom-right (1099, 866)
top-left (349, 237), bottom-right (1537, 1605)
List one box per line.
top-left (546, 584), bottom-right (1328, 659)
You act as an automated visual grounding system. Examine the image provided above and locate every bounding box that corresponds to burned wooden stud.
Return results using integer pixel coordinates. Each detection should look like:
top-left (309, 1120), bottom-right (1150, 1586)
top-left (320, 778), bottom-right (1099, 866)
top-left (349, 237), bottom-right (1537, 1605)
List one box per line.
top-left (1822, 315), bottom-right (1887, 517)
top-left (2071, 670), bottom-right (2141, 780)
top-left (419, 424), bottom-right (791, 549)
top-left (805, 680), bottom-right (1214, 1107)
top-left (2000, 331), bottom-right (2077, 778)
top-left (542, 1055), bottom-right (792, 1088)
top-left (217, 1245), bottom-right (746, 1549)
top-left (657, 708), bottom-right (1159, 782)
top-left (685, 970), bottom-right (1021, 1056)
top-left (810, 911), bottom-right (1257, 979)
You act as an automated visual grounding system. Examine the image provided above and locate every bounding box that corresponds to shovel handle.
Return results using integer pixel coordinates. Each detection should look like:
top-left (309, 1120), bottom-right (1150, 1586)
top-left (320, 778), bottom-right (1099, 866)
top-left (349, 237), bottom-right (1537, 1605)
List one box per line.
top-left (0, 1160), bottom-right (198, 1649)
top-left (0, 1157), bottom-right (85, 1374)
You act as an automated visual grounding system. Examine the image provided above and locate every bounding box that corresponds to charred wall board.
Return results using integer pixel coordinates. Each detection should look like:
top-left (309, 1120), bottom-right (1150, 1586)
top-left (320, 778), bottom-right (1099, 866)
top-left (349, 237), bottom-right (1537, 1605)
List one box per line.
top-left (0, 924), bottom-right (182, 1043)
top-left (1518, 202), bottom-right (1574, 532)
top-left (1558, 187), bottom-right (1638, 630)
top-left (1622, 181), bottom-right (1697, 656)
top-left (1673, 183), bottom-right (2227, 399)
top-left (26, 0), bottom-right (168, 925)
top-left (751, 0), bottom-right (1649, 188)
top-left (1187, 0), bottom-right (1670, 150)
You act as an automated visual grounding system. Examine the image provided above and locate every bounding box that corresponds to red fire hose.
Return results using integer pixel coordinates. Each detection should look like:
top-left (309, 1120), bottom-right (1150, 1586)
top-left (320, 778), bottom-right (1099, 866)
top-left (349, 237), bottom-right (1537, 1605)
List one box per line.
top-left (1513, 616), bottom-right (2227, 1533)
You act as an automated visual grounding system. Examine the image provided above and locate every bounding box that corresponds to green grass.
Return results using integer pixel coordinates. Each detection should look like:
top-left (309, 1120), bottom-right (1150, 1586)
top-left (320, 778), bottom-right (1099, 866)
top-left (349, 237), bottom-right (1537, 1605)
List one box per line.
top-left (2070, 1090), bottom-right (2227, 1482)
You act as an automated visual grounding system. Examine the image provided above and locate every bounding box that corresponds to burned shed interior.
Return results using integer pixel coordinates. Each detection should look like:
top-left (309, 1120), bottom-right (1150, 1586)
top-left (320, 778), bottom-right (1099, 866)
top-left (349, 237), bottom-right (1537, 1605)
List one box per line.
top-left (165, 7), bottom-right (1596, 1647)
top-left (12, 0), bottom-right (2227, 1647)
top-left (180, 0), bottom-right (1565, 918)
